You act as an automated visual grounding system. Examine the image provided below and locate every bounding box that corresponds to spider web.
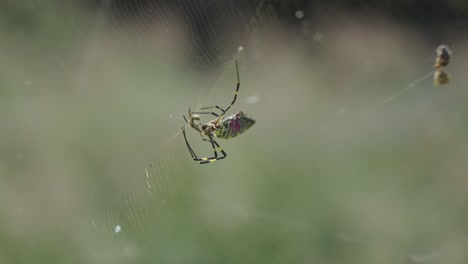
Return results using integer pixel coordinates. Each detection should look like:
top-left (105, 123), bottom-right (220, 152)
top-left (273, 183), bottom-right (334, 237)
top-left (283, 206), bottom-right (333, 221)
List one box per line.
top-left (2, 1), bottom-right (468, 263)
top-left (75, 2), bottom-right (468, 262)
top-left (71, 1), bottom-right (273, 262)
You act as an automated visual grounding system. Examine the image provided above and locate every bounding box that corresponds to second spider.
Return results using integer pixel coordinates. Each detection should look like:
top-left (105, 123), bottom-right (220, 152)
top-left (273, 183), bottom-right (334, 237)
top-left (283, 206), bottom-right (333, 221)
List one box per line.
top-left (182, 60), bottom-right (256, 164)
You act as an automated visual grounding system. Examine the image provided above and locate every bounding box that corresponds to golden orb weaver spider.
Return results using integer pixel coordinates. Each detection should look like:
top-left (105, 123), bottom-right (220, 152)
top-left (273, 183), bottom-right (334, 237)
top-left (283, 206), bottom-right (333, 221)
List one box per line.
top-left (182, 60), bottom-right (256, 164)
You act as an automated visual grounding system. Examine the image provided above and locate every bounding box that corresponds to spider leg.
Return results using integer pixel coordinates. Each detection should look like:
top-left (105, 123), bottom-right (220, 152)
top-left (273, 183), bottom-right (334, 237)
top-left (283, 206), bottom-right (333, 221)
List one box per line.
top-left (221, 60), bottom-right (240, 115)
top-left (182, 127), bottom-right (198, 159)
top-left (182, 128), bottom-right (227, 164)
top-left (196, 60), bottom-right (240, 117)
top-left (198, 136), bottom-right (227, 164)
top-left (200, 105), bottom-right (226, 112)
top-left (182, 128), bottom-right (215, 162)
top-left (191, 110), bottom-right (219, 117)
top-left (203, 139), bottom-right (219, 162)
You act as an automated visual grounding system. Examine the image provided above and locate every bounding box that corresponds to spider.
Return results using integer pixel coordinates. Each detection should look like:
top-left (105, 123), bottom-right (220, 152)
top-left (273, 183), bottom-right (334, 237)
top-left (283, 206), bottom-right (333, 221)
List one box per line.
top-left (182, 60), bottom-right (256, 164)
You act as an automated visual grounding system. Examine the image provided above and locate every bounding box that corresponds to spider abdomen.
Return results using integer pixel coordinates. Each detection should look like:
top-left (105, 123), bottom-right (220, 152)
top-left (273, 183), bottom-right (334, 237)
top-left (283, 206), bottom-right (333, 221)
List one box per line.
top-left (215, 111), bottom-right (256, 139)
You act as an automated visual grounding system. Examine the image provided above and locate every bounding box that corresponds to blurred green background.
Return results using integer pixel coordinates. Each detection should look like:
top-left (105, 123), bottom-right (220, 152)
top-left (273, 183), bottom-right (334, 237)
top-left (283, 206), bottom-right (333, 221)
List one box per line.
top-left (1, 1), bottom-right (468, 263)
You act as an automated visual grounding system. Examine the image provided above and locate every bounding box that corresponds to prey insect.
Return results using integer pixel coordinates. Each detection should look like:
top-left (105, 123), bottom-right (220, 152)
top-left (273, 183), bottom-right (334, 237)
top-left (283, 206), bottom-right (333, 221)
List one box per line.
top-left (433, 45), bottom-right (452, 86)
top-left (434, 45), bottom-right (451, 69)
top-left (182, 60), bottom-right (256, 164)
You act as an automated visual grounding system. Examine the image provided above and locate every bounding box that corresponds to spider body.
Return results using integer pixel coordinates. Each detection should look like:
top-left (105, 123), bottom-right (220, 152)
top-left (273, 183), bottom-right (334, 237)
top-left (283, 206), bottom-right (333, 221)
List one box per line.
top-left (182, 60), bottom-right (255, 164)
